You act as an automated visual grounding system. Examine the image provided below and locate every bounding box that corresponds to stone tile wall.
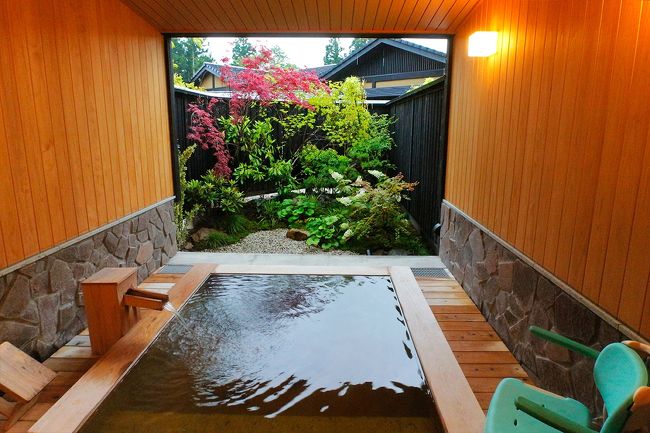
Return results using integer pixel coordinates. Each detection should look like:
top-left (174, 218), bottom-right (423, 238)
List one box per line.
top-left (439, 202), bottom-right (625, 415)
top-left (0, 201), bottom-right (177, 360)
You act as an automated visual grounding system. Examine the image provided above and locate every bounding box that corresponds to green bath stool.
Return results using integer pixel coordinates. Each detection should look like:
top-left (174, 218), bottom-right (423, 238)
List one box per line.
top-left (484, 326), bottom-right (650, 433)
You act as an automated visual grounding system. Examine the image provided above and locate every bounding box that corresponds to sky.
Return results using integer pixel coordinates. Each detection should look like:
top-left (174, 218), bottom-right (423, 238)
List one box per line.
top-left (206, 37), bottom-right (448, 68)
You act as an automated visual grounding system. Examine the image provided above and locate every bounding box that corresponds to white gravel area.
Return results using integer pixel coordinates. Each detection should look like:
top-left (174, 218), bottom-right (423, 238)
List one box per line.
top-left (213, 229), bottom-right (358, 255)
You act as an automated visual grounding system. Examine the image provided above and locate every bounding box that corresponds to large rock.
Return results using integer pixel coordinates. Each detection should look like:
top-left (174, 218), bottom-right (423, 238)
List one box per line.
top-left (191, 227), bottom-right (218, 244)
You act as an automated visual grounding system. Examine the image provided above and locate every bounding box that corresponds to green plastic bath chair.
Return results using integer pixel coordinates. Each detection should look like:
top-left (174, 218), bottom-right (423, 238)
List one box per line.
top-left (484, 326), bottom-right (650, 433)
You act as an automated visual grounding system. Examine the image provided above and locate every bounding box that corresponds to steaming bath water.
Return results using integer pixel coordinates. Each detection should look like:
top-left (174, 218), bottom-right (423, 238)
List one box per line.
top-left (79, 274), bottom-right (443, 433)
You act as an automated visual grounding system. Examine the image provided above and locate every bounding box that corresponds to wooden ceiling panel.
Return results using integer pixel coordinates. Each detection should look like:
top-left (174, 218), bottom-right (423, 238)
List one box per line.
top-left (120, 0), bottom-right (480, 34)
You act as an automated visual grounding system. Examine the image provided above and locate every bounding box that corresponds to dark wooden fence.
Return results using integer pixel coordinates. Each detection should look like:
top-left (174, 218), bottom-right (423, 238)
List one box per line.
top-left (174, 87), bottom-right (223, 181)
top-left (387, 77), bottom-right (448, 252)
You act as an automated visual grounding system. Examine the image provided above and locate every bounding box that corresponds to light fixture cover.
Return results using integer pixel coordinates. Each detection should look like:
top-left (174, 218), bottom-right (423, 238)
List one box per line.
top-left (468, 31), bottom-right (498, 57)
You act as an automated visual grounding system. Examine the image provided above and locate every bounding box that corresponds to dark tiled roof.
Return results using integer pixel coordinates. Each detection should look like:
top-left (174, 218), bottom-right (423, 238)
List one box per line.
top-left (365, 86), bottom-right (412, 99)
top-left (190, 63), bottom-right (245, 83)
top-left (322, 38), bottom-right (447, 80)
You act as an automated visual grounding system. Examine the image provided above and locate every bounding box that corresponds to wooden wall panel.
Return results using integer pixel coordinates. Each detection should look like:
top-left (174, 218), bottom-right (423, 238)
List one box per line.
top-left (120, 0), bottom-right (482, 33)
top-left (446, 0), bottom-right (650, 338)
top-left (0, 0), bottom-right (173, 269)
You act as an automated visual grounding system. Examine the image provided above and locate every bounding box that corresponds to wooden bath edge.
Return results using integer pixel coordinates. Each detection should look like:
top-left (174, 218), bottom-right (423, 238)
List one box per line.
top-left (29, 264), bottom-right (484, 433)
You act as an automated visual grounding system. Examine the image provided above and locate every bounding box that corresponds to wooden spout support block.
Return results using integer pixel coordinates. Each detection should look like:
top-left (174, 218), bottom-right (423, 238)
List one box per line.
top-left (81, 268), bottom-right (138, 355)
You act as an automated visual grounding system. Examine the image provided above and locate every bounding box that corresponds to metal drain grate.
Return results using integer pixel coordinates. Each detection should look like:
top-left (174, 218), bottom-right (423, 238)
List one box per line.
top-left (410, 267), bottom-right (452, 278)
top-left (157, 264), bottom-right (193, 274)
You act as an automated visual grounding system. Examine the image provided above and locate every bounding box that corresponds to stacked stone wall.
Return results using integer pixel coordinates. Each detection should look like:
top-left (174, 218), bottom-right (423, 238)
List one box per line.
top-left (0, 201), bottom-right (177, 359)
top-left (439, 202), bottom-right (625, 414)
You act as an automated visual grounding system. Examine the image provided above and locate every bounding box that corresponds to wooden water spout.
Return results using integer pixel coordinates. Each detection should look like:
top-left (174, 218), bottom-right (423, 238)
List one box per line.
top-left (82, 268), bottom-right (169, 355)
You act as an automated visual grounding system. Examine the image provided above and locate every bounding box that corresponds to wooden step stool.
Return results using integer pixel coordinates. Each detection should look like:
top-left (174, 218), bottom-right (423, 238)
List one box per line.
top-left (0, 342), bottom-right (56, 431)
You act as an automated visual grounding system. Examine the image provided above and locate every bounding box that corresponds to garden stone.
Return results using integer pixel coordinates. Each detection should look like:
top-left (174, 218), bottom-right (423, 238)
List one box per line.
top-left (388, 249), bottom-right (410, 255)
top-left (191, 227), bottom-right (218, 244)
top-left (286, 228), bottom-right (309, 241)
top-left (136, 241), bottom-right (154, 265)
top-left (183, 242), bottom-right (193, 251)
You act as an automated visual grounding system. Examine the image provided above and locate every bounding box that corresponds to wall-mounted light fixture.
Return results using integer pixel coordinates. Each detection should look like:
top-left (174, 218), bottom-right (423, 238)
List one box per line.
top-left (468, 31), bottom-right (498, 57)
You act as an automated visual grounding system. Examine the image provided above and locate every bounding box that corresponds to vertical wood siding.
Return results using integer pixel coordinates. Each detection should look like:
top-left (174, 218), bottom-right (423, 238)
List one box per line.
top-left (0, 0), bottom-right (172, 269)
top-left (446, 0), bottom-right (650, 337)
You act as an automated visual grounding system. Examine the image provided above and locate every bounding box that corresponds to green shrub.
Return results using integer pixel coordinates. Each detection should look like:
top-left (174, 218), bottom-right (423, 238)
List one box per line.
top-left (298, 144), bottom-right (356, 191)
top-left (214, 214), bottom-right (256, 235)
top-left (333, 171), bottom-right (418, 251)
top-left (309, 77), bottom-right (372, 150)
top-left (347, 114), bottom-right (396, 172)
top-left (277, 195), bottom-right (320, 225)
top-left (185, 171), bottom-right (244, 215)
top-left (197, 231), bottom-right (237, 249)
top-left (305, 215), bottom-right (346, 250)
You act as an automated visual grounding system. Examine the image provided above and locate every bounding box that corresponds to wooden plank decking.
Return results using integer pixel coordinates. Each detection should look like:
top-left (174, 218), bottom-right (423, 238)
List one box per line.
top-left (6, 268), bottom-right (529, 432)
top-left (416, 276), bottom-right (530, 411)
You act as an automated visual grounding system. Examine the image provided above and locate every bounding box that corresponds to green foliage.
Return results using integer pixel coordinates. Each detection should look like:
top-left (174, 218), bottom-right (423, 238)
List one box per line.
top-left (197, 231), bottom-right (237, 250)
top-left (174, 145), bottom-right (203, 247)
top-left (276, 195), bottom-right (320, 225)
top-left (174, 73), bottom-right (203, 90)
top-left (255, 199), bottom-right (286, 229)
top-left (310, 77), bottom-right (372, 150)
top-left (305, 215), bottom-right (346, 250)
top-left (185, 171), bottom-right (244, 215)
top-left (334, 171), bottom-right (419, 251)
top-left (347, 114), bottom-right (395, 172)
top-left (171, 38), bottom-right (214, 82)
top-left (222, 116), bottom-right (297, 195)
top-left (214, 214), bottom-right (256, 235)
top-left (231, 37), bottom-right (256, 66)
top-left (324, 38), bottom-right (345, 64)
top-left (349, 38), bottom-right (372, 52)
top-left (298, 144), bottom-right (356, 190)
top-left (270, 45), bottom-right (296, 68)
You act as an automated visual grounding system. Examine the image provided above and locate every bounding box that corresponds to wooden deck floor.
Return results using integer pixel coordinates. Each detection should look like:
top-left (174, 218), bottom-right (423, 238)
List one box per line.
top-left (6, 269), bottom-right (529, 432)
top-left (415, 276), bottom-right (530, 412)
